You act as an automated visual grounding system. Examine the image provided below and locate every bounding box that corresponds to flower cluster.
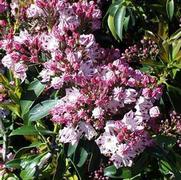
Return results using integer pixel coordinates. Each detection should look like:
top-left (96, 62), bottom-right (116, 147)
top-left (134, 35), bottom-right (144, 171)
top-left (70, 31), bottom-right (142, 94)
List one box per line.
top-left (122, 38), bottom-right (159, 63)
top-left (88, 163), bottom-right (110, 180)
top-left (0, 0), bottom-right (163, 169)
top-left (159, 111), bottom-right (181, 147)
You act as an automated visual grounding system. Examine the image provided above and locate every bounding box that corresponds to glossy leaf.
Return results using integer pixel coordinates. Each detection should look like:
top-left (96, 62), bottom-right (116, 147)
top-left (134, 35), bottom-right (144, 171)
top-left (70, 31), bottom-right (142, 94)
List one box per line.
top-left (104, 165), bottom-right (117, 177)
top-left (28, 100), bottom-right (58, 122)
top-left (107, 11), bottom-right (119, 40)
top-left (67, 143), bottom-right (78, 157)
top-left (114, 5), bottom-right (126, 40)
top-left (77, 148), bottom-right (88, 167)
top-left (10, 125), bottom-right (54, 136)
top-left (6, 159), bottom-right (21, 169)
top-left (166, 0), bottom-right (174, 21)
top-left (20, 79), bottom-right (45, 118)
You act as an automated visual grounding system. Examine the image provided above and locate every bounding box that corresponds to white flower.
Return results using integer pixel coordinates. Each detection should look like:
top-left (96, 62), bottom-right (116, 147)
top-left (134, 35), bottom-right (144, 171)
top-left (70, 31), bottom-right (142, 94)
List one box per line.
top-left (111, 144), bottom-right (134, 168)
top-left (40, 69), bottom-right (54, 82)
top-left (14, 30), bottom-right (30, 44)
top-left (79, 34), bottom-right (95, 48)
top-left (92, 106), bottom-right (104, 119)
top-left (122, 111), bottom-right (144, 131)
top-left (65, 88), bottom-right (83, 104)
top-left (1, 54), bottom-right (13, 69)
top-left (136, 96), bottom-right (153, 109)
top-left (59, 125), bottom-right (81, 145)
top-left (113, 87), bottom-right (124, 101)
top-left (149, 106), bottom-right (160, 118)
top-left (79, 60), bottom-right (97, 76)
top-left (96, 132), bottom-right (119, 155)
top-left (51, 77), bottom-right (63, 89)
top-left (26, 4), bottom-right (43, 18)
top-left (40, 33), bottom-right (59, 52)
top-left (124, 88), bottom-right (137, 104)
top-left (13, 62), bottom-right (27, 81)
top-left (78, 121), bottom-right (97, 140)
top-left (104, 121), bottom-right (116, 134)
top-left (104, 70), bottom-right (115, 82)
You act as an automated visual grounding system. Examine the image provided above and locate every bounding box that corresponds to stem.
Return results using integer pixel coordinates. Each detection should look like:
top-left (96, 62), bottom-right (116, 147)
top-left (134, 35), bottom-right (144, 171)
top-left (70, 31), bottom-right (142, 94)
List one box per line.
top-left (53, 124), bottom-right (59, 133)
top-left (69, 158), bottom-right (82, 180)
top-left (35, 124), bottom-right (51, 151)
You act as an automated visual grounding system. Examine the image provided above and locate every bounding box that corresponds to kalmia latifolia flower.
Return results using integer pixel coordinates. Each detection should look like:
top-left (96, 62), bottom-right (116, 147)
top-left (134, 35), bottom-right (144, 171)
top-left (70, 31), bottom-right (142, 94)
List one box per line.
top-left (0, 0), bottom-right (163, 169)
top-left (96, 120), bottom-right (152, 168)
top-left (122, 38), bottom-right (159, 63)
top-left (159, 111), bottom-right (181, 147)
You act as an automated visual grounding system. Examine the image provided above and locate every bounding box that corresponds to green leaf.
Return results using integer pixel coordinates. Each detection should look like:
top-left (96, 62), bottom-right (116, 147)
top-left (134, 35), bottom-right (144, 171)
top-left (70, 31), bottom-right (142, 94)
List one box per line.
top-left (20, 79), bottom-right (45, 118)
top-left (114, 5), bottom-right (126, 40)
top-left (28, 100), bottom-right (58, 122)
top-left (10, 125), bottom-right (54, 136)
top-left (119, 168), bottom-right (132, 178)
top-left (166, 0), bottom-right (174, 21)
top-left (172, 40), bottom-right (181, 59)
top-left (159, 160), bottom-right (172, 175)
top-left (123, 15), bottom-right (130, 32)
top-left (108, 15), bottom-right (119, 40)
top-left (20, 153), bottom-right (47, 179)
top-left (6, 159), bottom-right (21, 169)
top-left (88, 143), bottom-right (101, 172)
top-left (0, 173), bottom-right (20, 180)
top-left (170, 28), bottom-right (181, 41)
top-left (67, 143), bottom-right (78, 157)
top-left (77, 148), bottom-right (88, 167)
top-left (104, 165), bottom-right (117, 177)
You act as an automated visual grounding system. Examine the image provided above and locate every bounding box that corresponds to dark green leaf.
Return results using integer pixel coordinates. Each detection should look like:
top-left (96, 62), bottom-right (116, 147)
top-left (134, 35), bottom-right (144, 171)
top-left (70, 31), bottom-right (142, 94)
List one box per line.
top-left (166, 0), bottom-right (174, 21)
top-left (119, 168), bottom-right (132, 178)
top-left (167, 84), bottom-right (181, 113)
top-left (28, 100), bottom-right (58, 122)
top-left (123, 15), bottom-right (130, 31)
top-left (20, 79), bottom-right (45, 118)
top-left (154, 135), bottom-right (177, 148)
top-left (6, 159), bottom-right (21, 169)
top-left (20, 153), bottom-right (47, 179)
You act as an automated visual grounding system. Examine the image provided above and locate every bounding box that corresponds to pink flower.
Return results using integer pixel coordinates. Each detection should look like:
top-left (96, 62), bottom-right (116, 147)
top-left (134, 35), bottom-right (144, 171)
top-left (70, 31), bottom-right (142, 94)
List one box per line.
top-left (13, 62), bottom-right (27, 81)
top-left (0, 3), bottom-right (7, 13)
top-left (111, 144), bottom-right (133, 168)
top-left (122, 111), bottom-right (144, 131)
top-left (79, 34), bottom-right (95, 48)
